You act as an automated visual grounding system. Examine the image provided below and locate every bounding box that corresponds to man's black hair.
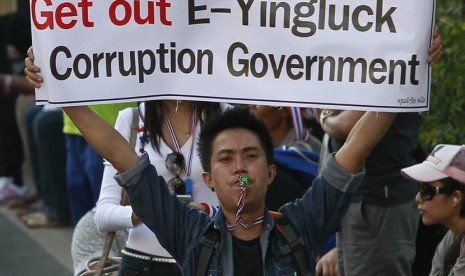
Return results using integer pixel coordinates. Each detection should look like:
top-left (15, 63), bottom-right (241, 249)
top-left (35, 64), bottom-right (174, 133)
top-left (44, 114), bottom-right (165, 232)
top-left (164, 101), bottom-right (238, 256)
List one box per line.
top-left (197, 107), bottom-right (274, 172)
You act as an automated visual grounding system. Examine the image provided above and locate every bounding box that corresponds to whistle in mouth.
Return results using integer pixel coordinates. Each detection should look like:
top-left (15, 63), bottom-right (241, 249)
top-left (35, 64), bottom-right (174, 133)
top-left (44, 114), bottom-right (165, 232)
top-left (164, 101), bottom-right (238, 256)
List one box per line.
top-left (239, 176), bottom-right (249, 187)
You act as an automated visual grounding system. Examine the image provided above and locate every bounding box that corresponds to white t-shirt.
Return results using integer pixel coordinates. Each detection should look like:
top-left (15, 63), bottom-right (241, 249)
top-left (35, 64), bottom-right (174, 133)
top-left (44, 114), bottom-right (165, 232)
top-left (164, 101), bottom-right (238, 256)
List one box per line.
top-left (94, 104), bottom-right (219, 256)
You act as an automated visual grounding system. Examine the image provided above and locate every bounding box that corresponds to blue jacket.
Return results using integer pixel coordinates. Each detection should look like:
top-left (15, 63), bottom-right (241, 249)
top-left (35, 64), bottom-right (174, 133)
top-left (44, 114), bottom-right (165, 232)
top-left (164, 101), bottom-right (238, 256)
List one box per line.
top-left (115, 153), bottom-right (364, 276)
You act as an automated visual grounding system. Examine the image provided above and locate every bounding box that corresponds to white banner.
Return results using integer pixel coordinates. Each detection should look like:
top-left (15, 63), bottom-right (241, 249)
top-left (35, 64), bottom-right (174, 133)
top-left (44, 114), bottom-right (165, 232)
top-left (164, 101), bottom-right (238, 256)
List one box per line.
top-left (31, 0), bottom-right (436, 111)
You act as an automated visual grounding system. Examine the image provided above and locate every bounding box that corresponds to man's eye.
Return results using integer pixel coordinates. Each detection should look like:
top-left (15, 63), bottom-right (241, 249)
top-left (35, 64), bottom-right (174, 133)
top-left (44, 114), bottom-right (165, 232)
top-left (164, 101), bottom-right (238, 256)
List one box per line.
top-left (246, 154), bottom-right (258, 159)
top-left (220, 156), bottom-right (232, 162)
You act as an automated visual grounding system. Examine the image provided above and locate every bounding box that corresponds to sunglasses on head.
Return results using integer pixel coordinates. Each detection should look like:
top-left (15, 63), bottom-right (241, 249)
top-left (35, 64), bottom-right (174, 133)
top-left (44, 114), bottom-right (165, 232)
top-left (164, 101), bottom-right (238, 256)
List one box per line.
top-left (417, 183), bottom-right (450, 201)
top-left (165, 152), bottom-right (186, 195)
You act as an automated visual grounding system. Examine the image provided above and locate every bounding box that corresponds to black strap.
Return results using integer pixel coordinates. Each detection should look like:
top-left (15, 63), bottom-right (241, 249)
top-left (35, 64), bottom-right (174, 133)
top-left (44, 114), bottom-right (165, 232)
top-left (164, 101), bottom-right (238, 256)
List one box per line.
top-left (274, 214), bottom-right (311, 276)
top-left (444, 233), bottom-right (464, 275)
top-left (196, 224), bottom-right (220, 276)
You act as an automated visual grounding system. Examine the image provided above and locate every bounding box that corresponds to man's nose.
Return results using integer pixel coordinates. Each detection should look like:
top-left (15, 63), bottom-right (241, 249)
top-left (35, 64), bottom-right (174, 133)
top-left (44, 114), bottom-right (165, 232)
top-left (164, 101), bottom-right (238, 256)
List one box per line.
top-left (234, 158), bottom-right (247, 174)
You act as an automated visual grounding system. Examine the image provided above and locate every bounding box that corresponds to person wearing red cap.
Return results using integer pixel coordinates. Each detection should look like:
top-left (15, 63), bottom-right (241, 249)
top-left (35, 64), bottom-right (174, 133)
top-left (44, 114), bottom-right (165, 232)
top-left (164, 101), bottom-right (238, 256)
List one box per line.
top-left (402, 144), bottom-right (465, 276)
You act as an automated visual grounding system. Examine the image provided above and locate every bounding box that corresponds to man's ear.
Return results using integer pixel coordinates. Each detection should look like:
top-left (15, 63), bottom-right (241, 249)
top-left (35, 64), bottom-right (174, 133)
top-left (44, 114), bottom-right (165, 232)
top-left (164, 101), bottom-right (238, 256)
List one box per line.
top-left (202, 172), bottom-right (214, 190)
top-left (267, 164), bottom-right (277, 186)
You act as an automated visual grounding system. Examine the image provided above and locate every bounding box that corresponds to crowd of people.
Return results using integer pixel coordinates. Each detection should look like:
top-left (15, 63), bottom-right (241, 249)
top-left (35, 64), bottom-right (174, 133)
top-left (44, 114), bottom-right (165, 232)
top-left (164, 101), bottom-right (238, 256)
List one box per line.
top-left (3, 1), bottom-right (465, 276)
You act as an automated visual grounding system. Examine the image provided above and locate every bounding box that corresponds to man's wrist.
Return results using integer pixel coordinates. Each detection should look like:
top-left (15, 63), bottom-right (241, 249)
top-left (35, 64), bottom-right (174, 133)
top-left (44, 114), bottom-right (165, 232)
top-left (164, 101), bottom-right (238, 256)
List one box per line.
top-left (114, 153), bottom-right (149, 188)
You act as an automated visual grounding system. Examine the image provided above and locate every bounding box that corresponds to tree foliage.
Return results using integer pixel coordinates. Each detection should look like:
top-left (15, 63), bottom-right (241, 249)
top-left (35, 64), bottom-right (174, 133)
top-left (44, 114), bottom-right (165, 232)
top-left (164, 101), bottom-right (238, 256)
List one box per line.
top-left (420, 1), bottom-right (465, 152)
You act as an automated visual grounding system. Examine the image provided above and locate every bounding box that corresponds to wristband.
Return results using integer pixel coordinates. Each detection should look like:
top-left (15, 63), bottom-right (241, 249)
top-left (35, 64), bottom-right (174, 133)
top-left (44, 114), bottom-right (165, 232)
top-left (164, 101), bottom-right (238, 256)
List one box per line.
top-left (200, 202), bottom-right (211, 216)
top-left (200, 202), bottom-right (218, 218)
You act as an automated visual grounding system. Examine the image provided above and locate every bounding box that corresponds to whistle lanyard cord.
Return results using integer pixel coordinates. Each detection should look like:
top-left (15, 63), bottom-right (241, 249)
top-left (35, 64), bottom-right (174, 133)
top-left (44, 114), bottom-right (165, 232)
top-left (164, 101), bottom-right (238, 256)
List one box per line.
top-left (226, 175), bottom-right (264, 231)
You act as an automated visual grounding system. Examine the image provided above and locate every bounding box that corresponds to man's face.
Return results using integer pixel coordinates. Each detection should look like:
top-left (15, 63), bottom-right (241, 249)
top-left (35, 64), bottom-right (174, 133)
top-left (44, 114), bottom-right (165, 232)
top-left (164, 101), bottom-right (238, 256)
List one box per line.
top-left (249, 105), bottom-right (288, 131)
top-left (202, 128), bottom-right (276, 213)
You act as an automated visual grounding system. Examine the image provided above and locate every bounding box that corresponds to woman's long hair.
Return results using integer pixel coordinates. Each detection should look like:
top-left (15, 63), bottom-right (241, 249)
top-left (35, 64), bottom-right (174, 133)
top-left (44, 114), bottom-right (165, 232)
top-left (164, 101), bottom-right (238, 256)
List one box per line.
top-left (141, 101), bottom-right (222, 153)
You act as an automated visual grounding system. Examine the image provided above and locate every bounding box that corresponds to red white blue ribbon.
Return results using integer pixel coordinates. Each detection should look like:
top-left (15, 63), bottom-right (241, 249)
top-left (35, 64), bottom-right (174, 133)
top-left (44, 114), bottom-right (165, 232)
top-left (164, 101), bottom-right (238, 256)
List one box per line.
top-left (226, 175), bottom-right (264, 231)
top-left (163, 104), bottom-right (197, 195)
top-left (290, 107), bottom-right (311, 142)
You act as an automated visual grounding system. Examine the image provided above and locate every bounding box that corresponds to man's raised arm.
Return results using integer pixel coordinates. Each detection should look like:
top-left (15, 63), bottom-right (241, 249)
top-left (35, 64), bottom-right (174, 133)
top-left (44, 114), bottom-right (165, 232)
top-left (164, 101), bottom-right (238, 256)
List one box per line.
top-left (63, 106), bottom-right (139, 173)
top-left (335, 111), bottom-right (396, 173)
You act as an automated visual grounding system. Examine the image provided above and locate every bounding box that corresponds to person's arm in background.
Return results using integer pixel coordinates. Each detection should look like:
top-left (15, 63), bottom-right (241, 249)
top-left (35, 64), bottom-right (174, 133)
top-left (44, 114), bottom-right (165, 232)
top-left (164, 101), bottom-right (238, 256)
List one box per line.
top-left (0, 74), bottom-right (34, 97)
top-left (316, 248), bottom-right (339, 276)
top-left (95, 108), bottom-right (142, 232)
top-left (320, 110), bottom-right (363, 141)
top-left (24, 47), bottom-right (42, 88)
top-left (429, 26), bottom-right (442, 65)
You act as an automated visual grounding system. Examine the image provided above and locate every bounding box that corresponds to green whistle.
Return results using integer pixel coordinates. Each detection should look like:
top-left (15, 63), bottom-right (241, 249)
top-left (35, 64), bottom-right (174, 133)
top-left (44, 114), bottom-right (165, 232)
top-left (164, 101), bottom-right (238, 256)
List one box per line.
top-left (240, 176), bottom-right (249, 186)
